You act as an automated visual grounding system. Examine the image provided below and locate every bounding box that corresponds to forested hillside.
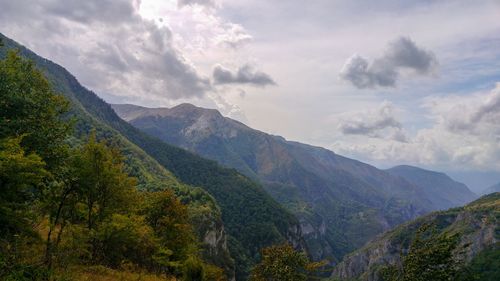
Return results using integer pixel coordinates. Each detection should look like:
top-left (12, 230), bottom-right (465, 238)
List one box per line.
top-left (331, 193), bottom-right (500, 281)
top-left (111, 102), bottom-right (473, 266)
top-left (0, 33), bottom-right (304, 280)
top-left (0, 44), bottom-right (232, 280)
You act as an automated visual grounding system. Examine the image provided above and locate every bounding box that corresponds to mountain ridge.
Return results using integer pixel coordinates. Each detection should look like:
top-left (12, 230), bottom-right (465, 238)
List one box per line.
top-left (482, 182), bottom-right (500, 195)
top-left (111, 102), bottom-right (473, 265)
top-left (386, 165), bottom-right (477, 209)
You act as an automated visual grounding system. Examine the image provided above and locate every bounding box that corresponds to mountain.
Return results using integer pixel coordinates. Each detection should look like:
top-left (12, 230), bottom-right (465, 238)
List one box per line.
top-left (111, 103), bottom-right (451, 264)
top-left (482, 182), bottom-right (500, 195)
top-left (386, 165), bottom-right (477, 209)
top-left (331, 192), bottom-right (500, 281)
top-left (0, 33), bottom-right (304, 280)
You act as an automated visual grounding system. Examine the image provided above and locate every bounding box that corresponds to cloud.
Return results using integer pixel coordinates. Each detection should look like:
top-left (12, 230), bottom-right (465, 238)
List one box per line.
top-left (338, 102), bottom-right (408, 142)
top-left (178, 0), bottom-right (217, 8)
top-left (44, 0), bottom-right (138, 24)
top-left (213, 64), bottom-right (277, 87)
top-left (443, 83), bottom-right (500, 134)
top-left (215, 24), bottom-right (253, 48)
top-left (339, 37), bottom-right (438, 89)
top-left (0, 0), bottom-right (211, 100)
top-left (333, 83), bottom-right (500, 172)
top-left (209, 93), bottom-right (248, 123)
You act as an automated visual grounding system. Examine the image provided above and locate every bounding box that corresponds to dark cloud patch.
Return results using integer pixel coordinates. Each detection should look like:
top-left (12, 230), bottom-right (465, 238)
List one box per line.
top-left (339, 102), bottom-right (408, 142)
top-left (340, 37), bottom-right (437, 89)
top-left (0, 0), bottom-right (211, 100)
top-left (213, 64), bottom-right (276, 87)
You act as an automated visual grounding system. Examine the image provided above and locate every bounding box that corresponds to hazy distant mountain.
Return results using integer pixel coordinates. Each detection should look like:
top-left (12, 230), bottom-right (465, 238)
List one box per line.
top-left (482, 182), bottom-right (500, 195)
top-left (112, 103), bottom-right (448, 264)
top-left (386, 165), bottom-right (477, 209)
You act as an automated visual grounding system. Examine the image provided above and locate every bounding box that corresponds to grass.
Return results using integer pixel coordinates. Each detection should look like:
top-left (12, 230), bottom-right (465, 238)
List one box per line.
top-left (56, 266), bottom-right (176, 281)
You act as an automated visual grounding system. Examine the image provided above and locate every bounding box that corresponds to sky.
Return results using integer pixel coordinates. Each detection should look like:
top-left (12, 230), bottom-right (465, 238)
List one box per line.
top-left (1, 0), bottom-right (500, 191)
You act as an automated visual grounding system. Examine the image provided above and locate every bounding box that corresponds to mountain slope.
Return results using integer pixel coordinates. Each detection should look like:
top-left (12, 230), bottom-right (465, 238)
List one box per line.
top-left (386, 165), bottom-right (477, 209)
top-left (0, 33), bottom-right (303, 280)
top-left (111, 103), bottom-right (446, 264)
top-left (331, 192), bottom-right (500, 281)
top-left (482, 182), bottom-right (500, 195)
top-left (0, 33), bottom-right (236, 277)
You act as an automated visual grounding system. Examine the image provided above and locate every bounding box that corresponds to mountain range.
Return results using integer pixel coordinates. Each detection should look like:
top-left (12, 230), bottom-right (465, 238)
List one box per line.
top-left (111, 103), bottom-right (477, 264)
top-left (0, 32), bottom-right (483, 280)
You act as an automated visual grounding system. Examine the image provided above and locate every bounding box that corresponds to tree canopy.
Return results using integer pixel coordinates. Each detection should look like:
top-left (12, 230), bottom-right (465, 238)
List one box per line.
top-left (0, 48), bottom-right (226, 281)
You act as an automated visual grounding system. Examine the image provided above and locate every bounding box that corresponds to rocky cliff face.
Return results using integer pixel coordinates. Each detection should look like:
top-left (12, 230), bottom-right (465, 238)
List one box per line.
top-left (196, 213), bottom-right (235, 280)
top-left (331, 193), bottom-right (500, 281)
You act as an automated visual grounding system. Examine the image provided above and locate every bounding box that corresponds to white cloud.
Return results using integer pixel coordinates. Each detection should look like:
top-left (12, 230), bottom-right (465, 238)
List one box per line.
top-left (443, 84), bottom-right (500, 135)
top-left (338, 102), bottom-right (408, 142)
top-left (209, 93), bottom-right (248, 123)
top-left (333, 83), bottom-right (500, 172)
top-left (2, 0), bottom-right (500, 176)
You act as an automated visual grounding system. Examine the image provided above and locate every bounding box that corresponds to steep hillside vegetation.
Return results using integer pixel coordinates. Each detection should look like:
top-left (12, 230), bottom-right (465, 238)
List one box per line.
top-left (0, 33), bottom-right (303, 280)
top-left (386, 165), bottom-right (477, 209)
top-left (111, 103), bottom-right (454, 265)
top-left (0, 45), bottom-right (232, 280)
top-left (331, 193), bottom-right (500, 281)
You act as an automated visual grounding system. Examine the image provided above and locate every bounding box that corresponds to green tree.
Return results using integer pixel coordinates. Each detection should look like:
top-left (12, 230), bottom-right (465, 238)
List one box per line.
top-left (0, 137), bottom-right (50, 280)
top-left (92, 213), bottom-right (158, 268)
top-left (380, 224), bottom-right (468, 281)
top-left (75, 132), bottom-right (138, 233)
top-left (0, 48), bottom-right (77, 275)
top-left (250, 244), bottom-right (324, 281)
top-left (462, 244), bottom-right (500, 281)
top-left (0, 50), bottom-right (71, 171)
top-left (145, 190), bottom-right (196, 262)
top-left (0, 137), bottom-right (47, 237)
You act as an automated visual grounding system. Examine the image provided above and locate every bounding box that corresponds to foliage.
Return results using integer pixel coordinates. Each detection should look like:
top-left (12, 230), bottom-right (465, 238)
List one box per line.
top-left (250, 244), bottom-right (324, 281)
top-left (0, 137), bottom-right (47, 237)
top-left (0, 48), bottom-right (226, 281)
top-left (74, 132), bottom-right (139, 232)
top-left (0, 32), bottom-right (236, 276)
top-left (0, 50), bottom-right (71, 170)
top-left (55, 265), bottom-right (175, 281)
top-left (380, 224), bottom-right (467, 281)
top-left (144, 190), bottom-right (197, 264)
top-left (462, 244), bottom-right (500, 281)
